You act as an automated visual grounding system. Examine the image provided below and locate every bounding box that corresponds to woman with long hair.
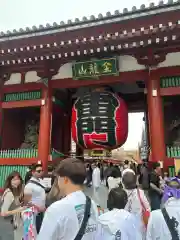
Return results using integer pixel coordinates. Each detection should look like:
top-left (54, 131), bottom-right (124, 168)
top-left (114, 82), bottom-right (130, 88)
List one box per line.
top-left (0, 171), bottom-right (24, 240)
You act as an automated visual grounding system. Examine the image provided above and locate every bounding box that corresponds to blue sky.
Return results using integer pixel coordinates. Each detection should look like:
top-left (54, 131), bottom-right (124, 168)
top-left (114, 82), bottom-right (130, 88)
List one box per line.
top-left (0, 0), bottom-right (150, 149)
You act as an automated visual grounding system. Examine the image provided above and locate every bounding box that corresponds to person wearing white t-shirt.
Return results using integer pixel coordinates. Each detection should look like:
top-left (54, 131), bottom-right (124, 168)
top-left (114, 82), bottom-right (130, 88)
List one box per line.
top-left (97, 187), bottom-right (143, 239)
top-left (107, 166), bottom-right (121, 192)
top-left (37, 158), bottom-right (99, 240)
top-left (92, 163), bottom-right (101, 204)
top-left (92, 163), bottom-right (101, 189)
top-left (24, 163), bottom-right (46, 233)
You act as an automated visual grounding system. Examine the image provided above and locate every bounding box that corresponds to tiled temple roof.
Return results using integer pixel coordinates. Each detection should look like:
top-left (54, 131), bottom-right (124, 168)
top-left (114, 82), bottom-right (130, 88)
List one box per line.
top-left (0, 0), bottom-right (180, 39)
top-left (0, 0), bottom-right (180, 66)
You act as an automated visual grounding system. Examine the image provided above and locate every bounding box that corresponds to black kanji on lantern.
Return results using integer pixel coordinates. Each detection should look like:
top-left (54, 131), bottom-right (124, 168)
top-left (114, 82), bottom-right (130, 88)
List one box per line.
top-left (74, 91), bottom-right (119, 148)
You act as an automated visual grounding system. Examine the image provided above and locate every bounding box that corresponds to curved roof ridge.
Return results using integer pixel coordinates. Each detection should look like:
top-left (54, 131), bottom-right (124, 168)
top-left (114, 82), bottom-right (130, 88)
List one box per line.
top-left (0, 0), bottom-right (180, 39)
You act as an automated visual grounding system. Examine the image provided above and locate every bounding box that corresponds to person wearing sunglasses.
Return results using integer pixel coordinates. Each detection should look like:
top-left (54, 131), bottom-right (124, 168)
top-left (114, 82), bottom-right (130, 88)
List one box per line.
top-left (24, 163), bottom-right (46, 234)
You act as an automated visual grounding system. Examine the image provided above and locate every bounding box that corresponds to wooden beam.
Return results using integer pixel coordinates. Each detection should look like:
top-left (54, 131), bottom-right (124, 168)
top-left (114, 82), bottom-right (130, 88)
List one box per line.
top-left (3, 82), bottom-right (43, 93)
top-left (2, 70), bottom-right (148, 92)
top-left (51, 66), bottom-right (180, 89)
top-left (158, 66), bottom-right (180, 77)
top-left (51, 70), bottom-right (148, 89)
top-left (160, 87), bottom-right (180, 96)
top-left (2, 66), bottom-right (180, 94)
top-left (2, 99), bottom-right (42, 109)
top-left (0, 158), bottom-right (38, 165)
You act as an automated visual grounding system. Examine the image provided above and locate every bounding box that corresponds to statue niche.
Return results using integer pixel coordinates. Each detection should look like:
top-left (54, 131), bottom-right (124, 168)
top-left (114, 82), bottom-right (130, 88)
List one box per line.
top-left (20, 119), bottom-right (39, 149)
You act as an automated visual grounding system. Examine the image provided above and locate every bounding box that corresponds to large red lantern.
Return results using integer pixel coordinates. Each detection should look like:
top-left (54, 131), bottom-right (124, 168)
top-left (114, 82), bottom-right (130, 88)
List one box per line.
top-left (72, 90), bottom-right (128, 150)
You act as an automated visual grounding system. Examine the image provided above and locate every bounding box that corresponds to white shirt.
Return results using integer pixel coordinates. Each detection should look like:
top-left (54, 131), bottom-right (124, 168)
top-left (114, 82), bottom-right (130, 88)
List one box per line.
top-left (24, 177), bottom-right (46, 208)
top-left (124, 188), bottom-right (150, 239)
top-left (92, 167), bottom-right (101, 188)
top-left (37, 190), bottom-right (99, 240)
top-left (96, 208), bottom-right (143, 240)
top-left (147, 198), bottom-right (180, 240)
top-left (107, 177), bottom-right (121, 192)
top-left (125, 188), bottom-right (150, 215)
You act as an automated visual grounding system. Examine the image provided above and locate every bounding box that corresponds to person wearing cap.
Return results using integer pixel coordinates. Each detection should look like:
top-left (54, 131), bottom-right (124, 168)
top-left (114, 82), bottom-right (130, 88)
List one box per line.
top-left (37, 158), bottom-right (99, 240)
top-left (147, 177), bottom-right (180, 239)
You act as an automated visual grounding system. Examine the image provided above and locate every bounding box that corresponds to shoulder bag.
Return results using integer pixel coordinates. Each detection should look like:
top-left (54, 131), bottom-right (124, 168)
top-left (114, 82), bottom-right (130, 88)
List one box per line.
top-left (28, 180), bottom-right (46, 190)
top-left (161, 207), bottom-right (180, 240)
top-left (137, 188), bottom-right (150, 227)
top-left (0, 189), bottom-right (15, 223)
top-left (74, 196), bottom-right (91, 240)
top-left (28, 179), bottom-right (51, 194)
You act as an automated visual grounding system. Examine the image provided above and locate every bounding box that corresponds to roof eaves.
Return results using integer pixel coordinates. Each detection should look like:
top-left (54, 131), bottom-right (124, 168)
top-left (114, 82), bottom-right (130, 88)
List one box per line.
top-left (0, 0), bottom-right (180, 42)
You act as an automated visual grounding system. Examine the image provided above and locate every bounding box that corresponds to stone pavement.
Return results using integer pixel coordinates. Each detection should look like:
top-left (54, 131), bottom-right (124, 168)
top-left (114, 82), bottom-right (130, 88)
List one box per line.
top-left (83, 183), bottom-right (108, 209)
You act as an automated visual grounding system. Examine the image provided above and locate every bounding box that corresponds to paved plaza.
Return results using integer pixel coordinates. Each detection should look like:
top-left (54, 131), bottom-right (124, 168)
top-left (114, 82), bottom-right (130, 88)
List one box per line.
top-left (84, 183), bottom-right (108, 210)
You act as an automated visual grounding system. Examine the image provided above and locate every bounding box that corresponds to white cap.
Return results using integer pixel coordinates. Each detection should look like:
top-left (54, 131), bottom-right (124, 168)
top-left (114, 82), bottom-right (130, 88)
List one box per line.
top-left (122, 168), bottom-right (135, 177)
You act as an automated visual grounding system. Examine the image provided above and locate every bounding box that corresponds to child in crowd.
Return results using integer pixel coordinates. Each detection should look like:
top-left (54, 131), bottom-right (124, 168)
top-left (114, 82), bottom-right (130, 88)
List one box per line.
top-left (97, 187), bottom-right (142, 239)
top-left (21, 188), bottom-right (38, 240)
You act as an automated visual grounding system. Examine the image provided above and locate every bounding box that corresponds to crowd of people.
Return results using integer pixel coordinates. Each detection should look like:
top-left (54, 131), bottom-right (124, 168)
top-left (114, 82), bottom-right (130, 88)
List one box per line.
top-left (0, 158), bottom-right (180, 239)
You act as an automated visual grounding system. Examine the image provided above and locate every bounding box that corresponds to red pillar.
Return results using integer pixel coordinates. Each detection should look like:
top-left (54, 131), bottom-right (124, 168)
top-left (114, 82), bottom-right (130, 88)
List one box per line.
top-left (38, 87), bottom-right (52, 172)
top-left (147, 70), bottom-right (166, 163)
top-left (0, 97), bottom-right (3, 148)
top-left (0, 80), bottom-right (4, 148)
top-left (62, 114), bottom-right (71, 155)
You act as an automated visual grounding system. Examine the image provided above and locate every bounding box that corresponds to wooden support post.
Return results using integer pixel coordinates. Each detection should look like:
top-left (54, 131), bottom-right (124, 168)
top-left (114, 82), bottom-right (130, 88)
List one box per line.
top-left (38, 87), bottom-right (52, 172)
top-left (147, 69), bottom-right (166, 163)
top-left (0, 77), bottom-right (4, 148)
top-left (62, 114), bottom-right (71, 156)
top-left (76, 145), bottom-right (84, 160)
